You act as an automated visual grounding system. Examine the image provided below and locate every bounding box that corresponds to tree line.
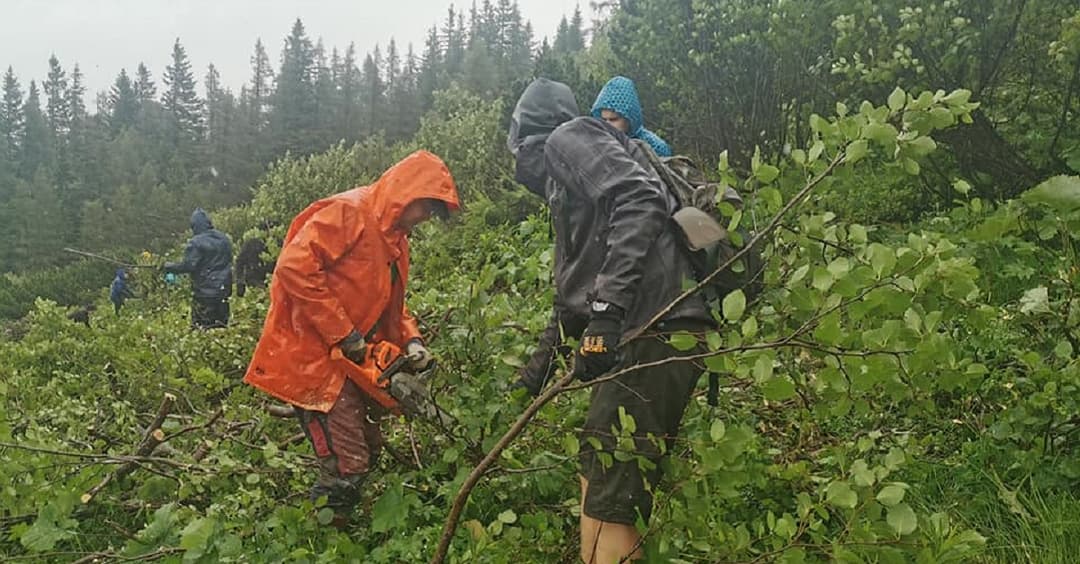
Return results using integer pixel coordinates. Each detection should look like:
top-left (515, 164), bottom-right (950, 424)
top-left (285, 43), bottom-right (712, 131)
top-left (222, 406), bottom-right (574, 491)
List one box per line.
top-left (0, 1), bottom-right (588, 273)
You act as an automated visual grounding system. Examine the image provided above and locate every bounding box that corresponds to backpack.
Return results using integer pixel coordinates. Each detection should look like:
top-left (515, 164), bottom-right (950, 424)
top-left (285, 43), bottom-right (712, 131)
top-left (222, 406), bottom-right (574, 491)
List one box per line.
top-left (634, 141), bottom-right (767, 409)
top-left (633, 140), bottom-right (766, 305)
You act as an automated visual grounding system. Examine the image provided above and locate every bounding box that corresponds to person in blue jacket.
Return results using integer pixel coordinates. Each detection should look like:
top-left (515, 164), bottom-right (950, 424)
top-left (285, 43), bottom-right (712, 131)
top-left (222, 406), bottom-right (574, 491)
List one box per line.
top-left (109, 269), bottom-right (135, 314)
top-left (591, 76), bottom-right (673, 157)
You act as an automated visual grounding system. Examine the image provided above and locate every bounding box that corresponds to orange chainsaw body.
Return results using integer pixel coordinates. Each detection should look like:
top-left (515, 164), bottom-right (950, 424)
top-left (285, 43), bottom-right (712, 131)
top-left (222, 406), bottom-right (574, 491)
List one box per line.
top-left (331, 340), bottom-right (404, 413)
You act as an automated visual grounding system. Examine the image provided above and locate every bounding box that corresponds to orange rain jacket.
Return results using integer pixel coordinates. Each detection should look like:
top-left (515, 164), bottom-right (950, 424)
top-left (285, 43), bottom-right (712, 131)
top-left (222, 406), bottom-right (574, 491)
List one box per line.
top-left (244, 150), bottom-right (460, 412)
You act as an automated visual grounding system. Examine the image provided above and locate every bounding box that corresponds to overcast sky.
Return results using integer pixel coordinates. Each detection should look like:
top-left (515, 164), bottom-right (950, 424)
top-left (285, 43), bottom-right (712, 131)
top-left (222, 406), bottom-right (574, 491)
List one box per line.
top-left (3, 0), bottom-right (586, 103)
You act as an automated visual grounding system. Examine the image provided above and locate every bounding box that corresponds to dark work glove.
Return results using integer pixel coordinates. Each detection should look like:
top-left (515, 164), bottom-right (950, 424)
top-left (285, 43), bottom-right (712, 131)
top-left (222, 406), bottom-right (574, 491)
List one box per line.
top-left (339, 330), bottom-right (367, 364)
top-left (573, 306), bottom-right (624, 382)
top-left (512, 370), bottom-right (543, 397)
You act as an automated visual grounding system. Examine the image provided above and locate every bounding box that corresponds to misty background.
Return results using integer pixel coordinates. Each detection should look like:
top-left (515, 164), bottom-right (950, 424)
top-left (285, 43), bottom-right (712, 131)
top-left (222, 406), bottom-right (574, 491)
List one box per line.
top-left (3, 0), bottom-right (585, 99)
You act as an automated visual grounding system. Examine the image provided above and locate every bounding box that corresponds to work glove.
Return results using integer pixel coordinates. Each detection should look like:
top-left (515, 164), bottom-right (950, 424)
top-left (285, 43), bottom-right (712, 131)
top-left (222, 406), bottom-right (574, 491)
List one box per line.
top-left (405, 339), bottom-right (434, 371)
top-left (339, 330), bottom-right (367, 364)
top-left (512, 371), bottom-right (543, 397)
top-left (573, 303), bottom-right (625, 382)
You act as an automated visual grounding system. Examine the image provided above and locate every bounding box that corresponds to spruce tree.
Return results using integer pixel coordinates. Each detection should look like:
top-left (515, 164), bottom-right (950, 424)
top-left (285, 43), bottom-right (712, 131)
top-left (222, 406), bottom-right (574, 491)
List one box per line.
top-left (271, 19), bottom-right (317, 153)
top-left (443, 6), bottom-right (466, 77)
top-left (135, 62), bottom-right (157, 104)
top-left (360, 50), bottom-right (384, 137)
top-left (19, 81), bottom-right (52, 179)
top-left (0, 67), bottom-right (23, 161)
top-left (43, 55), bottom-right (71, 138)
top-left (67, 64), bottom-right (86, 126)
top-left (248, 38), bottom-right (274, 129)
top-left (161, 38), bottom-right (204, 145)
top-left (313, 39), bottom-right (337, 146)
top-left (419, 26), bottom-right (442, 110)
top-left (335, 43), bottom-right (362, 141)
top-left (108, 69), bottom-right (139, 132)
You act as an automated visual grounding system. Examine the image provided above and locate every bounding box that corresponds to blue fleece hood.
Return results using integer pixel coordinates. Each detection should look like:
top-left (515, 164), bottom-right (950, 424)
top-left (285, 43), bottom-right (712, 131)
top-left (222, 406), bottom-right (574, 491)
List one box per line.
top-left (191, 208), bottom-right (212, 234)
top-left (592, 76), bottom-right (645, 133)
top-left (591, 76), bottom-right (673, 157)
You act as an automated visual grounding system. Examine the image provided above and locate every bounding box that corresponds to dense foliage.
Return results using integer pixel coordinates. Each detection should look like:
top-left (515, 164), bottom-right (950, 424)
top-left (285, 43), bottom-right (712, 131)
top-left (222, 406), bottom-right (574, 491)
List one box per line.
top-left (2, 1), bottom-right (1080, 562)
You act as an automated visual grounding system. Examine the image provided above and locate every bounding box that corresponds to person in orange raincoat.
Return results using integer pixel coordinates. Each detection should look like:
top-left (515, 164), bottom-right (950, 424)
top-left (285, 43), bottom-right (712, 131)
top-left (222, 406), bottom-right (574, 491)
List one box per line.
top-left (244, 150), bottom-right (459, 519)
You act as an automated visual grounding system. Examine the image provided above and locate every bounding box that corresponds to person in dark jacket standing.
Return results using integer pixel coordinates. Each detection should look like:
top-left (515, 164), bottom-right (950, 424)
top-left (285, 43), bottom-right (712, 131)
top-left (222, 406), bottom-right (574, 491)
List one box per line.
top-left (165, 208), bottom-right (234, 329)
top-left (234, 237), bottom-right (274, 297)
top-left (508, 78), bottom-right (714, 563)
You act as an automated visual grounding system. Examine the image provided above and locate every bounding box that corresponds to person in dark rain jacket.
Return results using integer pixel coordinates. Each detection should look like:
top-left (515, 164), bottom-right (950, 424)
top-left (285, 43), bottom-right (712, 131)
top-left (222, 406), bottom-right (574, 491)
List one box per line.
top-left (164, 208), bottom-right (234, 329)
top-left (508, 78), bottom-right (713, 563)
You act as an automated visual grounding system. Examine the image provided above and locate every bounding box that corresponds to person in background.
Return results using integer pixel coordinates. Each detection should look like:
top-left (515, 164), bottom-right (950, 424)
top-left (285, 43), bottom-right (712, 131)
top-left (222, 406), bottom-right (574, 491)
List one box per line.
top-left (235, 237), bottom-right (274, 297)
top-left (591, 75), bottom-right (674, 157)
top-left (164, 208), bottom-right (234, 329)
top-left (109, 269), bottom-right (134, 314)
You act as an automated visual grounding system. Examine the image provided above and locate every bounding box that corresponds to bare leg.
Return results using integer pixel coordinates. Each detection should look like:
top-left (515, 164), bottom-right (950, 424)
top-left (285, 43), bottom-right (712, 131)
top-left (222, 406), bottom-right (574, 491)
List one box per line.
top-left (579, 476), bottom-right (643, 563)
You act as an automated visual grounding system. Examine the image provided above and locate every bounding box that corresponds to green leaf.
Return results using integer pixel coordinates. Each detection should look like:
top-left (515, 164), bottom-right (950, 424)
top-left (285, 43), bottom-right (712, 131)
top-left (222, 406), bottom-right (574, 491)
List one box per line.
top-left (669, 331), bottom-right (698, 351)
top-left (845, 139), bottom-right (868, 163)
top-left (710, 419), bottom-right (726, 442)
top-left (20, 509), bottom-right (77, 552)
top-left (953, 179), bottom-right (972, 195)
top-left (929, 107), bottom-right (955, 128)
top-left (851, 460), bottom-right (876, 487)
top-left (887, 503), bottom-right (918, 535)
top-left (887, 87), bottom-right (907, 111)
top-left (1021, 175), bottom-right (1080, 213)
top-left (179, 517), bottom-right (216, 553)
top-left (902, 157), bottom-right (921, 175)
top-left (849, 224), bottom-right (868, 244)
top-left (722, 290), bottom-right (746, 322)
top-left (863, 122), bottom-right (899, 146)
top-left (788, 264), bottom-right (810, 286)
top-left (906, 136), bottom-right (937, 157)
top-left (868, 244), bottom-right (897, 278)
top-left (808, 140), bottom-right (825, 163)
top-left (741, 316), bottom-right (759, 339)
top-left (762, 377), bottom-right (796, 401)
top-left (812, 267), bottom-right (834, 291)
top-left (828, 257), bottom-right (851, 278)
top-left (316, 508), bottom-right (335, 526)
top-left (497, 509), bottom-right (518, 524)
top-left (371, 483), bottom-right (406, 533)
top-left (753, 355), bottom-right (774, 382)
top-left (1054, 340), bottom-right (1074, 360)
top-left (877, 484), bottom-right (907, 507)
top-left (756, 164), bottom-right (780, 184)
top-left (942, 89), bottom-right (972, 105)
top-left (563, 434), bottom-right (580, 456)
top-left (760, 187), bottom-right (783, 211)
top-left (826, 481), bottom-right (858, 509)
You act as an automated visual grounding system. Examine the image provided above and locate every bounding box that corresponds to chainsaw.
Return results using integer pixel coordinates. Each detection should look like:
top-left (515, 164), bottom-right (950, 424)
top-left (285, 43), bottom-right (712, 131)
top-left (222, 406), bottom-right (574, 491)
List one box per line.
top-left (336, 340), bottom-right (451, 424)
top-left (268, 340), bottom-right (452, 424)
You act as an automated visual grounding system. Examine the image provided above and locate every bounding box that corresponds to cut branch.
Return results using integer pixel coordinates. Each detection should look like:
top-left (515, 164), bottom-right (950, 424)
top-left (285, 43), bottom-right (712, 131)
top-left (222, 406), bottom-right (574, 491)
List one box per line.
top-left (81, 393), bottom-right (176, 504)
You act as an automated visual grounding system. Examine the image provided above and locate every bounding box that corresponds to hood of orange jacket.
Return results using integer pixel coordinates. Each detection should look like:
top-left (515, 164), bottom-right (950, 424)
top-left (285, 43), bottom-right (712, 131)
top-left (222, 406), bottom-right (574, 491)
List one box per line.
top-left (243, 150), bottom-right (460, 411)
